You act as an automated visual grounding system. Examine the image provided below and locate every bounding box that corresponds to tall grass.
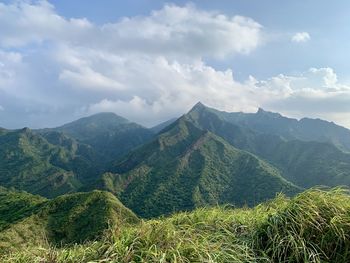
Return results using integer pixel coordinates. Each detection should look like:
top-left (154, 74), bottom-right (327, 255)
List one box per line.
top-left (254, 188), bottom-right (350, 263)
top-left (1, 188), bottom-right (350, 263)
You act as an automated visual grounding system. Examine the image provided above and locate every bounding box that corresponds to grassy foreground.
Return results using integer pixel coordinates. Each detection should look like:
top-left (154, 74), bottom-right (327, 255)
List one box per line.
top-left (1, 188), bottom-right (350, 263)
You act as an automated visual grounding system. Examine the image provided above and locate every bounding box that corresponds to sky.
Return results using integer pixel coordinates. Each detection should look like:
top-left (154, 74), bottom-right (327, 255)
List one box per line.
top-left (1, 0), bottom-right (350, 128)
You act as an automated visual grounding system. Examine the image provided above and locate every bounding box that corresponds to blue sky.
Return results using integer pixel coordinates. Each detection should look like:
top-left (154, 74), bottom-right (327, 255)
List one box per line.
top-left (1, 0), bottom-right (350, 128)
top-left (49, 0), bottom-right (350, 80)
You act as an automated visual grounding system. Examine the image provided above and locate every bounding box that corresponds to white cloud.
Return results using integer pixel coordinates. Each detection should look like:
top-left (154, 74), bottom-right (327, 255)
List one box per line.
top-left (0, 1), bottom-right (262, 58)
top-left (85, 59), bottom-right (255, 125)
top-left (257, 67), bottom-right (350, 127)
top-left (84, 62), bottom-right (350, 128)
top-left (59, 67), bottom-right (124, 91)
top-left (0, 1), bottom-right (92, 47)
top-left (0, 1), bottom-right (265, 128)
top-left (0, 50), bottom-right (23, 92)
top-left (308, 68), bottom-right (337, 88)
top-left (99, 7), bottom-right (262, 58)
top-left (291, 32), bottom-right (311, 43)
top-left (1, 1), bottom-right (350, 129)
top-left (0, 105), bottom-right (4, 111)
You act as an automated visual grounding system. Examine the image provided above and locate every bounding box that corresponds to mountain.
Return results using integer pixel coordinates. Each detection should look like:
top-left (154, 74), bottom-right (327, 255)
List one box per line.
top-left (186, 103), bottom-right (350, 189)
top-left (2, 104), bottom-right (350, 202)
top-left (44, 112), bottom-right (154, 162)
top-left (0, 188), bottom-right (138, 251)
top-left (0, 113), bottom-right (170, 200)
top-left (52, 112), bottom-right (130, 140)
top-left (214, 106), bottom-right (350, 152)
top-left (2, 104), bottom-right (350, 261)
top-left (102, 115), bottom-right (300, 218)
top-left (0, 128), bottom-right (99, 198)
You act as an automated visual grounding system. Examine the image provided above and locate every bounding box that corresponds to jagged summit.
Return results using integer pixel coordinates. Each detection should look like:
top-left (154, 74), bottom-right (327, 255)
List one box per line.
top-left (20, 127), bottom-right (31, 133)
top-left (256, 107), bottom-right (266, 114)
top-left (256, 107), bottom-right (282, 118)
top-left (189, 101), bottom-right (207, 112)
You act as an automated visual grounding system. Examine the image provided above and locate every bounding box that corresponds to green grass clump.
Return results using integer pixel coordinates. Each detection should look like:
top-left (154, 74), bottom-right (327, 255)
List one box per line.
top-left (1, 188), bottom-right (350, 262)
top-left (254, 188), bottom-right (350, 263)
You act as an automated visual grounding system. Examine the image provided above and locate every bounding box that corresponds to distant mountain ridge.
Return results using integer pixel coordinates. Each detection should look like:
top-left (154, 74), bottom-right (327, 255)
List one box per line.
top-left (211, 105), bottom-right (350, 152)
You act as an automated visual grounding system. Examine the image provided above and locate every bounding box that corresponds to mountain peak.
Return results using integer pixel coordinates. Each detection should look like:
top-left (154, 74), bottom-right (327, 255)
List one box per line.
top-left (256, 108), bottom-right (282, 118)
top-left (195, 101), bottom-right (204, 107)
top-left (193, 101), bottom-right (205, 109)
top-left (257, 107), bottom-right (266, 114)
top-left (82, 112), bottom-right (128, 122)
top-left (189, 101), bottom-right (207, 113)
top-left (57, 112), bottom-right (130, 131)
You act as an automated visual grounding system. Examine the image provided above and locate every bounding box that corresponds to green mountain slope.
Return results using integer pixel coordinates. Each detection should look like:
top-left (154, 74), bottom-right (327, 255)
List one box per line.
top-left (39, 130), bottom-right (102, 179)
top-left (107, 116), bottom-right (300, 218)
top-left (0, 189), bottom-right (138, 252)
top-left (0, 128), bottom-right (98, 198)
top-left (46, 112), bottom-right (154, 162)
top-left (255, 139), bottom-right (350, 188)
top-left (0, 187), bottom-right (46, 231)
top-left (187, 103), bottom-right (350, 189)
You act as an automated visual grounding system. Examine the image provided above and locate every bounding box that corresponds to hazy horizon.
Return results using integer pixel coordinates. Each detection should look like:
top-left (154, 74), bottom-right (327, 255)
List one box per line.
top-left (0, 102), bottom-right (347, 130)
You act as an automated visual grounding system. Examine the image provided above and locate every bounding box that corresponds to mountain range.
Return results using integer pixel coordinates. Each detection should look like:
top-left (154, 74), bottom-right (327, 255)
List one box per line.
top-left (2, 102), bottom-right (350, 260)
top-left (1, 102), bottom-right (350, 218)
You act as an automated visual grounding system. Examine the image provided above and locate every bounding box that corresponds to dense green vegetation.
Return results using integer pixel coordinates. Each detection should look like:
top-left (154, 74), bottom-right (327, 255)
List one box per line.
top-left (105, 116), bottom-right (300, 218)
top-left (0, 128), bottom-right (101, 198)
top-left (255, 139), bottom-right (350, 188)
top-left (2, 104), bottom-right (350, 201)
top-left (0, 128), bottom-right (79, 197)
top-left (0, 113), bottom-right (154, 198)
top-left (0, 189), bottom-right (138, 253)
top-left (1, 188), bottom-right (349, 263)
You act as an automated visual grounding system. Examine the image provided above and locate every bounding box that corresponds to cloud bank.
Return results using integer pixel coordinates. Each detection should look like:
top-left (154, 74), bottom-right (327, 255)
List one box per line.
top-left (0, 1), bottom-right (349, 128)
